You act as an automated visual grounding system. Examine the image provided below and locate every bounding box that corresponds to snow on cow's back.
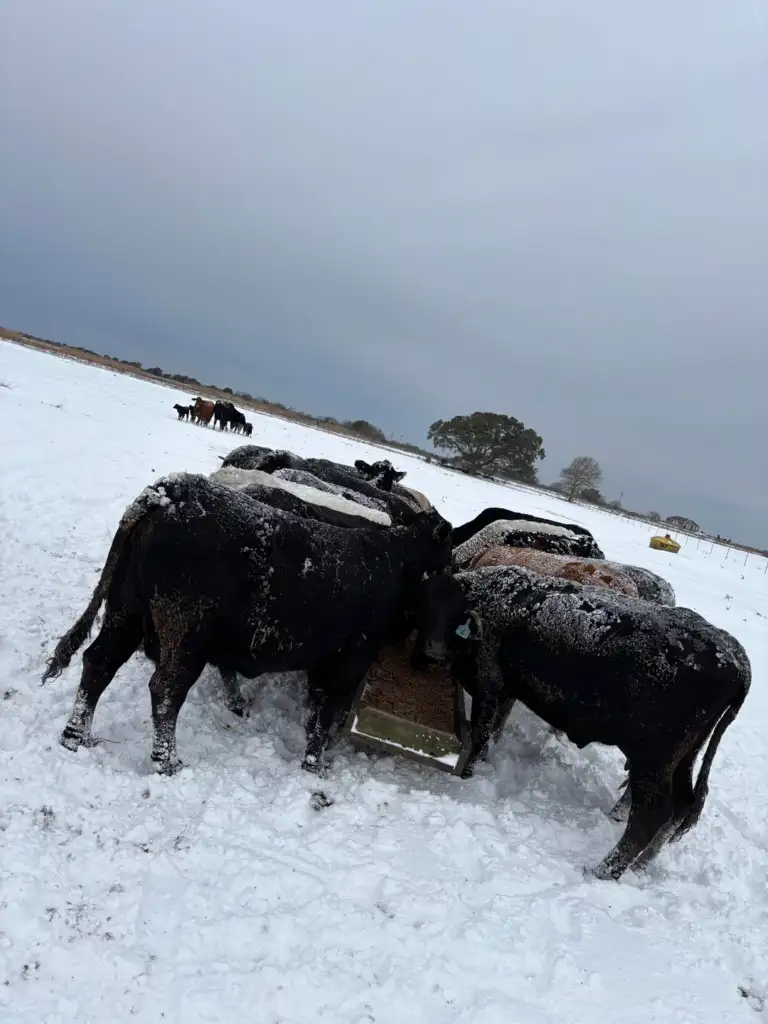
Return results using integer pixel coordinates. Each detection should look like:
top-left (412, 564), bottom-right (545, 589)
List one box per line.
top-left (458, 564), bottom-right (749, 671)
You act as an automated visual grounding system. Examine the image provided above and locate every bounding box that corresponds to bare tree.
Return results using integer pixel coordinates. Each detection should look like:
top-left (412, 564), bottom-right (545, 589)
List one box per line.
top-left (559, 456), bottom-right (602, 501)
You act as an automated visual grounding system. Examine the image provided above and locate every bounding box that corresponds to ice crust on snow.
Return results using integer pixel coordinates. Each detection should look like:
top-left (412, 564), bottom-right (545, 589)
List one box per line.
top-left (2, 339), bottom-right (767, 1024)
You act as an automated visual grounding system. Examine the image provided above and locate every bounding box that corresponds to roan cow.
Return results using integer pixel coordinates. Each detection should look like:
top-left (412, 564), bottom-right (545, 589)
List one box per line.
top-left (409, 565), bottom-right (751, 880)
top-left (468, 545), bottom-right (639, 596)
top-left (43, 473), bottom-right (453, 776)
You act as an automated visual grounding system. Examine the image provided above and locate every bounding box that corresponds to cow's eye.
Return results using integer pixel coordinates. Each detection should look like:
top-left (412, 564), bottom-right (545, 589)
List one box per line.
top-left (455, 620), bottom-right (472, 640)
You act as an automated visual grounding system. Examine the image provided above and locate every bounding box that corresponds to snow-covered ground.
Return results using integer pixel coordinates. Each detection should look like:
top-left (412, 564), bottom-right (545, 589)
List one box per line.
top-left (1, 340), bottom-right (766, 1023)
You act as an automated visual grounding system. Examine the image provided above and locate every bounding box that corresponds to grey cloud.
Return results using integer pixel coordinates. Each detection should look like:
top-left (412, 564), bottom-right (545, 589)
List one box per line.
top-left (1, 0), bottom-right (766, 544)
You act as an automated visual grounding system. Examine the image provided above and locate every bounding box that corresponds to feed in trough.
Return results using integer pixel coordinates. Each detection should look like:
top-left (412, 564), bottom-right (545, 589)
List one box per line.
top-left (345, 636), bottom-right (471, 774)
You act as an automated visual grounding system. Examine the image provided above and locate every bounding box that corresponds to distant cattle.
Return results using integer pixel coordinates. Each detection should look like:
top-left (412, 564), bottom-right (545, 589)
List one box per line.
top-left (452, 518), bottom-right (605, 567)
top-left (173, 404), bottom-right (190, 421)
top-left (452, 507), bottom-right (600, 549)
top-left (410, 565), bottom-right (751, 880)
top-left (468, 546), bottom-right (639, 596)
top-left (243, 422), bottom-right (253, 437)
top-left (43, 474), bottom-right (453, 776)
top-left (229, 409), bottom-right (247, 434)
top-left (213, 401), bottom-right (247, 433)
top-left (213, 401), bottom-right (235, 430)
top-left (191, 398), bottom-right (215, 426)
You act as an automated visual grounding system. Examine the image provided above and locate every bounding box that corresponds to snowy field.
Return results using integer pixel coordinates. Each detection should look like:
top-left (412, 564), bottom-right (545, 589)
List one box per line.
top-left (1, 340), bottom-right (766, 1023)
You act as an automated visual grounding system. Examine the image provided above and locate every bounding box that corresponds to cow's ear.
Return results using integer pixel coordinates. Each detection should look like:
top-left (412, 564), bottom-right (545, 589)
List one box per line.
top-left (393, 470), bottom-right (407, 482)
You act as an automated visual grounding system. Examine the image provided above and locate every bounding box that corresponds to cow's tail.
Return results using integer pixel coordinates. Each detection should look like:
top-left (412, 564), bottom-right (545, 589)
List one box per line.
top-left (670, 665), bottom-right (751, 842)
top-left (41, 483), bottom-right (170, 683)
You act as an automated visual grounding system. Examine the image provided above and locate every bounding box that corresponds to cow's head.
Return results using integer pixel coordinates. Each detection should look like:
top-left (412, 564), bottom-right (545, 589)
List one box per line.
top-left (354, 458), bottom-right (407, 491)
top-left (410, 569), bottom-right (483, 670)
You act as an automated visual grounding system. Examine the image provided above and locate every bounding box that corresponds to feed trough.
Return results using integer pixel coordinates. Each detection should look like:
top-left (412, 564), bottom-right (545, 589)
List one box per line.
top-left (343, 635), bottom-right (473, 776)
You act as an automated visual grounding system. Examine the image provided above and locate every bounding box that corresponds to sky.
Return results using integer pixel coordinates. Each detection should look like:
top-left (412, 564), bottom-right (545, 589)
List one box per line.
top-left (1, 1), bottom-right (766, 546)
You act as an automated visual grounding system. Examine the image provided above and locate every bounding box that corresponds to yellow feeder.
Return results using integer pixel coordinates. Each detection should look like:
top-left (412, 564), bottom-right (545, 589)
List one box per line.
top-left (650, 535), bottom-right (681, 554)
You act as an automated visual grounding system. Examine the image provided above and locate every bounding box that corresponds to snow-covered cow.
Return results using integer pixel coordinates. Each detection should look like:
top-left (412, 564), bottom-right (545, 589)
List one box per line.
top-left (220, 448), bottom-right (423, 524)
top-left (410, 565), bottom-right (751, 880)
top-left (43, 474), bottom-right (453, 776)
top-left (452, 507), bottom-right (600, 549)
top-left (452, 518), bottom-right (605, 567)
top-left (209, 465), bottom-right (391, 528)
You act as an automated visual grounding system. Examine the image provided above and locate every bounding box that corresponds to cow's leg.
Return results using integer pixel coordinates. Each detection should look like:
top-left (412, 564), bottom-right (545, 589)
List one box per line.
top-left (60, 614), bottom-right (142, 752)
top-left (609, 780), bottom-right (632, 822)
top-left (488, 694), bottom-right (517, 748)
top-left (302, 644), bottom-right (377, 774)
top-left (148, 651), bottom-right (206, 775)
top-left (591, 763), bottom-right (675, 881)
top-left (461, 658), bottom-right (507, 778)
top-left (461, 692), bottom-right (500, 777)
top-left (668, 744), bottom-right (700, 842)
top-left (218, 668), bottom-right (246, 717)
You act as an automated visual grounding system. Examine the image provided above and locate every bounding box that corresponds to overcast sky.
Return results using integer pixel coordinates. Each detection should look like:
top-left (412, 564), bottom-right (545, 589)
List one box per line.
top-left (2, 1), bottom-right (766, 544)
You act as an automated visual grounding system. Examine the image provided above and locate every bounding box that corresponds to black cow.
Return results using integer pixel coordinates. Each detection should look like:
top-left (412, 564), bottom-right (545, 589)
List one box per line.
top-left (223, 448), bottom-right (423, 524)
top-left (43, 474), bottom-right (452, 776)
top-left (173, 404), bottom-right (191, 421)
top-left (410, 565), bottom-right (751, 881)
top-left (452, 519), bottom-right (605, 565)
top-left (354, 458), bottom-right (406, 491)
top-left (354, 458), bottom-right (433, 512)
top-left (229, 410), bottom-right (247, 434)
top-left (452, 507), bottom-right (600, 548)
top-left (213, 401), bottom-right (237, 431)
top-left (243, 422), bottom-right (253, 438)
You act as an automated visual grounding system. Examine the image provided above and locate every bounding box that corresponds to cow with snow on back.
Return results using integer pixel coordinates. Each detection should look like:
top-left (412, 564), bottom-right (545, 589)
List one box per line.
top-left (410, 565), bottom-right (751, 881)
top-left (452, 518), bottom-right (605, 567)
top-left (42, 473), bottom-right (453, 776)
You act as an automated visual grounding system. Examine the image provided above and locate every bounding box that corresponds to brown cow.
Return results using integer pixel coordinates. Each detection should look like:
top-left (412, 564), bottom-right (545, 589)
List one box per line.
top-left (468, 546), bottom-right (639, 597)
top-left (191, 397), bottom-right (215, 426)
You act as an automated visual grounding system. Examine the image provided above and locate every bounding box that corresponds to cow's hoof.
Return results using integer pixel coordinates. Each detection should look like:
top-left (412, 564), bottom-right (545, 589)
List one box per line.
top-left (311, 791), bottom-right (334, 810)
top-left (152, 755), bottom-right (183, 777)
top-left (586, 861), bottom-right (621, 882)
top-left (60, 730), bottom-right (82, 752)
top-left (459, 765), bottom-right (475, 780)
top-left (301, 755), bottom-right (326, 777)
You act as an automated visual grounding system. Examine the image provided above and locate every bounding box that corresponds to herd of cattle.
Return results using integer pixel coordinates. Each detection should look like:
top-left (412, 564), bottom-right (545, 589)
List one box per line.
top-left (173, 397), bottom-right (253, 436)
top-left (43, 444), bottom-right (751, 881)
